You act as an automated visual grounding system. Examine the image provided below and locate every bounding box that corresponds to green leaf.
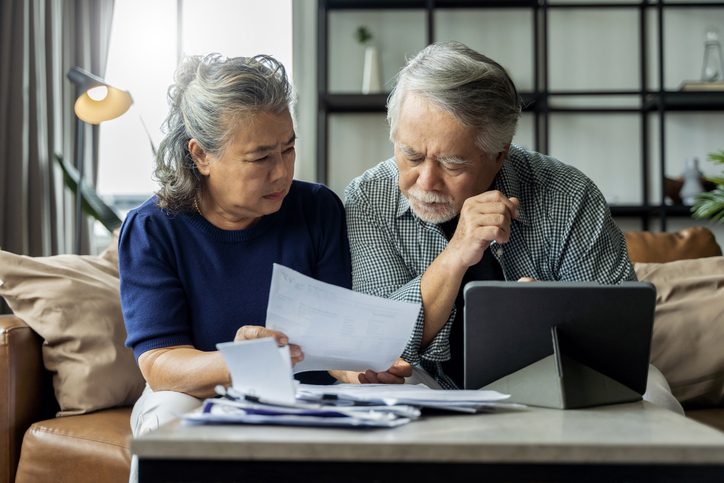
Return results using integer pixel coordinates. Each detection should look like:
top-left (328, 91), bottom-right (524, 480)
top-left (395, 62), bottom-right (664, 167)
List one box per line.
top-left (54, 153), bottom-right (123, 233)
top-left (354, 26), bottom-right (373, 45)
top-left (704, 176), bottom-right (724, 186)
top-left (692, 185), bottom-right (724, 223)
top-left (708, 149), bottom-right (724, 165)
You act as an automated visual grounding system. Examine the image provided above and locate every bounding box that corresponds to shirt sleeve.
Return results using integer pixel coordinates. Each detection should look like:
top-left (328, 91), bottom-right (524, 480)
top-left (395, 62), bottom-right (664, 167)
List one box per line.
top-left (344, 181), bottom-right (454, 367)
top-left (551, 177), bottom-right (637, 284)
top-left (118, 211), bottom-right (194, 360)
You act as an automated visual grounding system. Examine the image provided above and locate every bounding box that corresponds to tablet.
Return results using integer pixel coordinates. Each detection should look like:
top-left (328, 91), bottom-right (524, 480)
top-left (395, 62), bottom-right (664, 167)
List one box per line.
top-left (463, 281), bottom-right (656, 396)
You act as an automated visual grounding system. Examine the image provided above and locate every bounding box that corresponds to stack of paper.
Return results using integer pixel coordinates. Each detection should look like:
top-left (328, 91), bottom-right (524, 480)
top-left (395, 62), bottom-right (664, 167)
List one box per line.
top-left (181, 383), bottom-right (514, 428)
top-left (296, 383), bottom-right (513, 414)
top-left (183, 395), bottom-right (418, 428)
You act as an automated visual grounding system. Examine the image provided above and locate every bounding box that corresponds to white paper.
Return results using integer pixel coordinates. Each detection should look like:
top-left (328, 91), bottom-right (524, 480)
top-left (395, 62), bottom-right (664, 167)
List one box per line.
top-left (298, 383), bottom-right (510, 403)
top-left (217, 338), bottom-right (297, 405)
top-left (182, 398), bottom-right (414, 428)
top-left (266, 264), bottom-right (421, 374)
top-left (296, 383), bottom-right (512, 413)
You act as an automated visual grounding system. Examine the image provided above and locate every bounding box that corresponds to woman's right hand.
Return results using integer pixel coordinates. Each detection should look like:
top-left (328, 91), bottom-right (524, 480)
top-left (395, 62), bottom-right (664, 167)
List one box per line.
top-left (234, 325), bottom-right (304, 367)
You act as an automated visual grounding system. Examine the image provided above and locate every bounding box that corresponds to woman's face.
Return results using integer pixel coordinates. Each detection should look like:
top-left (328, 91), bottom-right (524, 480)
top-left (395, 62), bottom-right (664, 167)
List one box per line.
top-left (190, 110), bottom-right (296, 230)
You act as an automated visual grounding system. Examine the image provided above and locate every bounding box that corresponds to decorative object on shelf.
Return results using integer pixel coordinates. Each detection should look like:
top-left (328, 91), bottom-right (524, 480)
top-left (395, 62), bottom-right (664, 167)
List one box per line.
top-left (665, 176), bottom-right (716, 205)
top-left (680, 157), bottom-right (705, 206)
top-left (679, 80), bottom-right (724, 91)
top-left (701, 27), bottom-right (724, 82)
top-left (692, 149), bottom-right (724, 223)
top-left (354, 25), bottom-right (382, 95)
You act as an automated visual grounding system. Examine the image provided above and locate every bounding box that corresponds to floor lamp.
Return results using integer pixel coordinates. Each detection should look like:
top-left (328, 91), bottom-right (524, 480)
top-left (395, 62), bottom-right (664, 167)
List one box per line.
top-left (67, 67), bottom-right (132, 255)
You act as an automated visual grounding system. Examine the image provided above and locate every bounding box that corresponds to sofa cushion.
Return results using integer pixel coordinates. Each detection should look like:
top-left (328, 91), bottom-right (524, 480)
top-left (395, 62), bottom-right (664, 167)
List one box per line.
top-left (625, 226), bottom-right (722, 264)
top-left (635, 256), bottom-right (724, 408)
top-left (15, 407), bottom-right (133, 483)
top-left (0, 239), bottom-right (145, 417)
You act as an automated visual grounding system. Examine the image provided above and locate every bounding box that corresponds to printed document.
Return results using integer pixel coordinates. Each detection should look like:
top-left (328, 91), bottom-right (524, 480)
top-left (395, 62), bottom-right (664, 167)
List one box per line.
top-left (217, 338), bottom-right (297, 405)
top-left (266, 263), bottom-right (421, 374)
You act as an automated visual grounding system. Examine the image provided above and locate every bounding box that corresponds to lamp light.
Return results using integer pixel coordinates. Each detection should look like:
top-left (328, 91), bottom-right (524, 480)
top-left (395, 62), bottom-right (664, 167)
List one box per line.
top-left (67, 67), bottom-right (132, 254)
top-left (67, 67), bottom-right (133, 124)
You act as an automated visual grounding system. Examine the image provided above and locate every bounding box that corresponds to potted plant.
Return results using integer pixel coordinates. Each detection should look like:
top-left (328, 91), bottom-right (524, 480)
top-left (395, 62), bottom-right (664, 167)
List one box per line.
top-left (692, 149), bottom-right (724, 223)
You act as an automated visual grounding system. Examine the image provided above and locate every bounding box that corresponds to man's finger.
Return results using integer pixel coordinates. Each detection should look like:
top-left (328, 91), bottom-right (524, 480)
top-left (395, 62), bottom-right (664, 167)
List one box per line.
top-left (387, 359), bottom-right (413, 377)
top-left (364, 370), bottom-right (381, 384)
top-left (377, 371), bottom-right (405, 384)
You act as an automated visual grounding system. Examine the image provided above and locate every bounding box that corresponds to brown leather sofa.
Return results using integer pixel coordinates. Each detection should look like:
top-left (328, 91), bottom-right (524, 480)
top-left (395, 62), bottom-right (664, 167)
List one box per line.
top-left (1, 226), bottom-right (723, 483)
top-left (0, 314), bottom-right (133, 483)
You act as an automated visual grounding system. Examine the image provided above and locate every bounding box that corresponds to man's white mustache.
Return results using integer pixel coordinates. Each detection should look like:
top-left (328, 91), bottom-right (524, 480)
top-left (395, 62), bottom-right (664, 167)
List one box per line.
top-left (407, 187), bottom-right (453, 205)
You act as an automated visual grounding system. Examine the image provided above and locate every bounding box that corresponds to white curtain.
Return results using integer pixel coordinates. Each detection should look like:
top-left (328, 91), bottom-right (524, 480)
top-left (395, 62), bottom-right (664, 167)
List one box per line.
top-left (0, 0), bottom-right (115, 262)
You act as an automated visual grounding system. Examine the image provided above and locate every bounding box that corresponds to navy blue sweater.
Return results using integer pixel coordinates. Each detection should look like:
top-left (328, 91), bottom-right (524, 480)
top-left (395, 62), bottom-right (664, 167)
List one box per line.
top-left (119, 181), bottom-right (352, 381)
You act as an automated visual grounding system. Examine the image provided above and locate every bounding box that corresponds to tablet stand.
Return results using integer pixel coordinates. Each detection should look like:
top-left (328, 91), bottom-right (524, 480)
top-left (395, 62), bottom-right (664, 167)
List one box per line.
top-left (481, 325), bottom-right (642, 409)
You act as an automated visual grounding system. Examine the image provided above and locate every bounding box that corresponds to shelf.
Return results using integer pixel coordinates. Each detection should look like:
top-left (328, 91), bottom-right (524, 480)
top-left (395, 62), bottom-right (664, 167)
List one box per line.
top-left (320, 93), bottom-right (389, 113)
top-left (317, 0), bottom-right (724, 231)
top-left (644, 92), bottom-right (724, 111)
top-left (324, 0), bottom-right (537, 9)
top-left (609, 205), bottom-right (699, 218)
top-left (609, 205), bottom-right (658, 217)
top-left (664, 204), bottom-right (699, 217)
top-left (320, 93), bottom-right (540, 113)
top-left (321, 91), bottom-right (724, 114)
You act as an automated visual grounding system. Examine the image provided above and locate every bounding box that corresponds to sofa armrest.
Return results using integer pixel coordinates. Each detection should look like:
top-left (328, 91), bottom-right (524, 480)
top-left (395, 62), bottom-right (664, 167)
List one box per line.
top-left (624, 226), bottom-right (723, 264)
top-left (0, 315), bottom-right (46, 483)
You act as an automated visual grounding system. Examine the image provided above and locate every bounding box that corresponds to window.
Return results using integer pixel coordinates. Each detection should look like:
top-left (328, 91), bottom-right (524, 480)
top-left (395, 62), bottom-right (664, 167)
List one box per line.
top-left (95, 0), bottom-right (292, 251)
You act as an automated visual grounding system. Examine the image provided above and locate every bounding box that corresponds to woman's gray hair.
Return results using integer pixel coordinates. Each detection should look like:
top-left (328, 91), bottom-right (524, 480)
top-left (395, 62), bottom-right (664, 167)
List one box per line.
top-left (387, 41), bottom-right (522, 158)
top-left (154, 53), bottom-right (295, 212)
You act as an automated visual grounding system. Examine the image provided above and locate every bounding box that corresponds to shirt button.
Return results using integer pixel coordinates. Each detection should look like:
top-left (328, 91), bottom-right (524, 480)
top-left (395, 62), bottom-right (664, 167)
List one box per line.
top-left (496, 247), bottom-right (504, 257)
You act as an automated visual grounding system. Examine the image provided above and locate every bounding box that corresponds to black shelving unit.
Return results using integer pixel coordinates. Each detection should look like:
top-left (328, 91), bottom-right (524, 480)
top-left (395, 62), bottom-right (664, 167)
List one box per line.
top-left (317, 0), bottom-right (724, 231)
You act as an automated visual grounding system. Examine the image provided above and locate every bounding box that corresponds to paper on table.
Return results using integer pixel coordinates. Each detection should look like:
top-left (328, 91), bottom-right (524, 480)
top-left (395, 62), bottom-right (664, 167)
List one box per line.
top-left (217, 338), bottom-right (297, 405)
top-left (266, 264), bottom-right (421, 374)
top-left (298, 383), bottom-right (510, 403)
top-left (182, 398), bottom-right (414, 428)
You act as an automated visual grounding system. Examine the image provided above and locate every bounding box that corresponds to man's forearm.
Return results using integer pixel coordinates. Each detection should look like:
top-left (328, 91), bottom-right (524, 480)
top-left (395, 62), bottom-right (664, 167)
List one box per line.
top-left (419, 250), bottom-right (467, 348)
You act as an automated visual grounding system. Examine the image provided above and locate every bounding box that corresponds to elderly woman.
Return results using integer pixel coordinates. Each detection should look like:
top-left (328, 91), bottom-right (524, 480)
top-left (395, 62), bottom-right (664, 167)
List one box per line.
top-left (119, 54), bottom-right (356, 450)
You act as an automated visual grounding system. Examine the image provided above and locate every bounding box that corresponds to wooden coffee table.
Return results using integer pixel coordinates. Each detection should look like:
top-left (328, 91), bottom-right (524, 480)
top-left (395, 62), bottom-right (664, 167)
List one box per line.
top-left (131, 401), bottom-right (724, 482)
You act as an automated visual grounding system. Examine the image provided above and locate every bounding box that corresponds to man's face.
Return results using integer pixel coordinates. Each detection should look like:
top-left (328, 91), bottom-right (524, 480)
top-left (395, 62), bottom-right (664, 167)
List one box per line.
top-left (394, 94), bottom-right (506, 224)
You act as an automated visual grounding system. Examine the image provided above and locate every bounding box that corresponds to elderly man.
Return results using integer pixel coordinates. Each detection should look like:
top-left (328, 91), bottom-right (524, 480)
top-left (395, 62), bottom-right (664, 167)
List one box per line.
top-left (342, 41), bottom-right (682, 414)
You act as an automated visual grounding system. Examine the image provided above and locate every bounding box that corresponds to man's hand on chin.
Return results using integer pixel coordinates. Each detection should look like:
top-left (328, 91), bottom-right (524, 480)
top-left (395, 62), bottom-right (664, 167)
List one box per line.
top-left (329, 358), bottom-right (413, 384)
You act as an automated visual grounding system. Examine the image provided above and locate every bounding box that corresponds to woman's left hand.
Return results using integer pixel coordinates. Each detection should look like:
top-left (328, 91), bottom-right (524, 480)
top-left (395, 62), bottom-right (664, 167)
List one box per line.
top-left (329, 358), bottom-right (412, 384)
top-left (234, 325), bottom-right (304, 367)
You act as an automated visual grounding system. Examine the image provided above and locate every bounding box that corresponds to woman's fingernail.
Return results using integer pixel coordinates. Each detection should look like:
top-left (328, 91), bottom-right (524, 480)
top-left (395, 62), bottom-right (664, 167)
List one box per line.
top-left (279, 337), bottom-right (288, 346)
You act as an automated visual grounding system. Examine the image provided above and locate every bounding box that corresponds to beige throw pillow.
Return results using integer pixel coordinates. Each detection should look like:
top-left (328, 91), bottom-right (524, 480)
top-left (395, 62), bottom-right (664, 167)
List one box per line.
top-left (0, 245), bottom-right (145, 416)
top-left (635, 257), bottom-right (724, 408)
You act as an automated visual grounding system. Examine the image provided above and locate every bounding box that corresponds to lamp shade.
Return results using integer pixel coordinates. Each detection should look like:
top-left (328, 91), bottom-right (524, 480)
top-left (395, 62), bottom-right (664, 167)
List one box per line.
top-left (67, 67), bottom-right (133, 125)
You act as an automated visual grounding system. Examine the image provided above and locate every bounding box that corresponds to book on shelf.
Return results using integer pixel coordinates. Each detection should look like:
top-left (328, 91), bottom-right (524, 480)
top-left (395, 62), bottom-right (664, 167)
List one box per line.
top-left (679, 81), bottom-right (724, 92)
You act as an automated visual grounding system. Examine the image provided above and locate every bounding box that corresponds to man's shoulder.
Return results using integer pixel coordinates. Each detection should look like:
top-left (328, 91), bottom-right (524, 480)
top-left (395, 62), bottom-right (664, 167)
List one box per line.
top-left (507, 145), bottom-right (595, 197)
top-left (345, 158), bottom-right (401, 202)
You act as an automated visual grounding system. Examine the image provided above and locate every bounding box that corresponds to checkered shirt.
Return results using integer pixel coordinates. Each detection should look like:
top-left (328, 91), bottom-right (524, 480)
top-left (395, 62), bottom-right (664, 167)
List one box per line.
top-left (344, 144), bottom-right (637, 389)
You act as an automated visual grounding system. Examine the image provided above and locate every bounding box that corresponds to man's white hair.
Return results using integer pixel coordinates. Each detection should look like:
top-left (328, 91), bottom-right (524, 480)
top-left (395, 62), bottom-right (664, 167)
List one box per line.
top-left (387, 41), bottom-right (522, 158)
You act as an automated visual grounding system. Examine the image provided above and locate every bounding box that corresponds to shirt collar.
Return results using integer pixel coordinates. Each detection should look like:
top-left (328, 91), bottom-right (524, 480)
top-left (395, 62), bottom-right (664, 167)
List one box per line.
top-left (396, 189), bottom-right (411, 219)
top-left (492, 154), bottom-right (529, 226)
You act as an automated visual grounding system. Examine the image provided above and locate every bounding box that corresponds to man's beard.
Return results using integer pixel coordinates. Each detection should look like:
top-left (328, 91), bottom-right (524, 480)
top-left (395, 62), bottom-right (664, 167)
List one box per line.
top-left (406, 186), bottom-right (458, 224)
